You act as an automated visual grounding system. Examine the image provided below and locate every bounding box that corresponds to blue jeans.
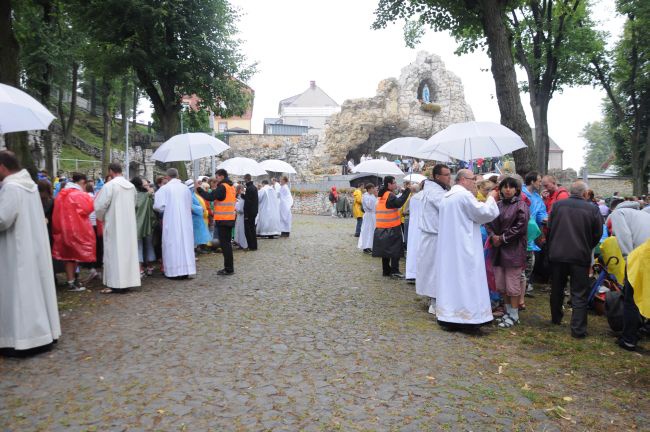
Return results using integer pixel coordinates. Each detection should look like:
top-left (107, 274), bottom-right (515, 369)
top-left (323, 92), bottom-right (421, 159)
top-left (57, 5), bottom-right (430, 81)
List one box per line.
top-left (355, 217), bottom-right (363, 236)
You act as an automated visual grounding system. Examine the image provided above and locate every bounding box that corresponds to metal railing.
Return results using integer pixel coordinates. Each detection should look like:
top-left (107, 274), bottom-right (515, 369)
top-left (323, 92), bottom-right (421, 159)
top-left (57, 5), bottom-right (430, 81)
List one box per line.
top-left (58, 158), bottom-right (102, 172)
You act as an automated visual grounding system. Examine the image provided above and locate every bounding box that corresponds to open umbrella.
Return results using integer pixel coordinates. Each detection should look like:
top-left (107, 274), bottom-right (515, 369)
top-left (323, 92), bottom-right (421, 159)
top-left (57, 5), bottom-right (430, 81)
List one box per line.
top-left (151, 133), bottom-right (229, 162)
top-left (259, 159), bottom-right (297, 174)
top-left (376, 136), bottom-right (451, 162)
top-left (403, 173), bottom-right (427, 183)
top-left (217, 157), bottom-right (267, 176)
top-left (0, 83), bottom-right (56, 133)
top-left (352, 159), bottom-right (404, 176)
top-left (418, 121), bottom-right (527, 161)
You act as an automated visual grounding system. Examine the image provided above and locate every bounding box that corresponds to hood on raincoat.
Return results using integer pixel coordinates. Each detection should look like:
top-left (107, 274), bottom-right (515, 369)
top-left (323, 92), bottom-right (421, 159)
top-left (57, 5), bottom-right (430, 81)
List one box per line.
top-left (52, 185), bottom-right (96, 262)
top-left (2, 169), bottom-right (37, 192)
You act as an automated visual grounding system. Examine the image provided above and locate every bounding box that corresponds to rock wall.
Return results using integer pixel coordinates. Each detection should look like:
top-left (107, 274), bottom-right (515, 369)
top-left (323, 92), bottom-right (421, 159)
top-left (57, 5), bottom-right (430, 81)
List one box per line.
top-left (587, 178), bottom-right (635, 197)
top-left (292, 191), bottom-right (355, 215)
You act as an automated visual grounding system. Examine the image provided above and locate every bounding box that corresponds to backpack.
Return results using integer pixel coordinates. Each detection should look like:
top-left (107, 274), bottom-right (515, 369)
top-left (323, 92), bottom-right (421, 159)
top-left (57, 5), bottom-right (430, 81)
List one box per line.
top-left (605, 291), bottom-right (623, 332)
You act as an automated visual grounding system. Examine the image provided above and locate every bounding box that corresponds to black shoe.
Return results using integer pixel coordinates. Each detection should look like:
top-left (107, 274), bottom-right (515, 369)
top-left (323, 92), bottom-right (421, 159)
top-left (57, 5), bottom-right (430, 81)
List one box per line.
top-left (217, 269), bottom-right (234, 276)
top-left (354, 234), bottom-right (360, 237)
top-left (405, 278), bottom-right (416, 284)
top-left (571, 331), bottom-right (587, 339)
top-left (363, 248), bottom-right (372, 254)
top-left (390, 272), bottom-right (405, 279)
top-left (382, 273), bottom-right (391, 277)
top-left (617, 337), bottom-right (637, 352)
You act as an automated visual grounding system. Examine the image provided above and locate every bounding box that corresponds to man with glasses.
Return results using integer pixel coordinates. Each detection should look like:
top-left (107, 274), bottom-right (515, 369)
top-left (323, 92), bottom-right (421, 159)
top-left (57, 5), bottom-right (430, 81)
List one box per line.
top-left (435, 169), bottom-right (500, 331)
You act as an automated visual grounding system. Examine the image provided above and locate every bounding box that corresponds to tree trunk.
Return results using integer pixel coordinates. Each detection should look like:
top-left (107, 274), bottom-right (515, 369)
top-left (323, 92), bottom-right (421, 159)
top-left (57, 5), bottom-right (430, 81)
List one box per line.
top-left (0, 0), bottom-right (36, 177)
top-left (101, 79), bottom-right (112, 176)
top-left (120, 75), bottom-right (128, 148)
top-left (479, 0), bottom-right (535, 174)
top-left (160, 108), bottom-right (188, 178)
top-left (64, 62), bottom-right (79, 145)
top-left (90, 76), bottom-right (97, 116)
top-left (132, 75), bottom-right (138, 128)
top-left (531, 95), bottom-right (551, 173)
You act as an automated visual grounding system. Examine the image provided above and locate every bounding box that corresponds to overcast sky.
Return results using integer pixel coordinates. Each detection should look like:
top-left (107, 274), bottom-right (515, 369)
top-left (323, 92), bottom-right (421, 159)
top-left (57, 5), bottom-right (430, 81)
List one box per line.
top-left (140, 0), bottom-right (624, 171)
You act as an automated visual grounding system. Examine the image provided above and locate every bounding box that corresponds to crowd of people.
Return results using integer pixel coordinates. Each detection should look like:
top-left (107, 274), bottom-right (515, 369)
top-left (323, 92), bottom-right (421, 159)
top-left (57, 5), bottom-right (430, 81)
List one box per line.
top-left (354, 164), bottom-right (650, 350)
top-left (0, 150), bottom-right (293, 355)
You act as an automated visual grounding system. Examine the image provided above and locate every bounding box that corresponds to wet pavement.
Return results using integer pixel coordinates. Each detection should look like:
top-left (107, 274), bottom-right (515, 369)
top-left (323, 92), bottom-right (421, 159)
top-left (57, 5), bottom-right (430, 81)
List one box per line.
top-left (1, 215), bottom-right (647, 431)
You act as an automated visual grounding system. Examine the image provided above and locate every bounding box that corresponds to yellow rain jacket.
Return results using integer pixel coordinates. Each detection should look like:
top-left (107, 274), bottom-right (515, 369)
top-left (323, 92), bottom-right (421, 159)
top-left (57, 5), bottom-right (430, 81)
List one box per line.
top-left (599, 236), bottom-right (626, 285)
top-left (352, 188), bottom-right (364, 218)
top-left (627, 239), bottom-right (650, 318)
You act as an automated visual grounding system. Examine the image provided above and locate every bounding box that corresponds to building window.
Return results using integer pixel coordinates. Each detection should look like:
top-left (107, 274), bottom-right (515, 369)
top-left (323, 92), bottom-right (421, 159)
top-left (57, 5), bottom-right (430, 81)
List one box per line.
top-left (218, 121), bottom-right (227, 132)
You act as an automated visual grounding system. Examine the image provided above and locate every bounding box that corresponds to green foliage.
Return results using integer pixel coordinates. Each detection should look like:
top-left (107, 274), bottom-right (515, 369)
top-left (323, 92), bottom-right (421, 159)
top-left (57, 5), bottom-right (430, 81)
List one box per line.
top-left (420, 102), bottom-right (441, 113)
top-left (581, 121), bottom-right (614, 173)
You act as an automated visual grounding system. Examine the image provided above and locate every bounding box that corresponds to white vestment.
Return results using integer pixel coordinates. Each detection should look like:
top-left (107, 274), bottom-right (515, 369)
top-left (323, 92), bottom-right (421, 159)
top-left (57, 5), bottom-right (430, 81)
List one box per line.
top-left (405, 190), bottom-right (424, 279)
top-left (94, 176), bottom-right (141, 289)
top-left (435, 185), bottom-right (499, 324)
top-left (257, 185), bottom-right (281, 236)
top-left (357, 193), bottom-right (377, 250)
top-left (0, 170), bottom-right (61, 350)
top-left (416, 180), bottom-right (447, 298)
top-left (279, 184), bottom-right (294, 233)
top-left (234, 197), bottom-right (248, 249)
top-left (153, 178), bottom-right (196, 277)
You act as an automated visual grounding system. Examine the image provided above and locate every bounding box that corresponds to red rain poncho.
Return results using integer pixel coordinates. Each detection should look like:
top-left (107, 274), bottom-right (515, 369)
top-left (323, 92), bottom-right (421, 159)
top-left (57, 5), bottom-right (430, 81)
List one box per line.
top-left (52, 186), bottom-right (96, 262)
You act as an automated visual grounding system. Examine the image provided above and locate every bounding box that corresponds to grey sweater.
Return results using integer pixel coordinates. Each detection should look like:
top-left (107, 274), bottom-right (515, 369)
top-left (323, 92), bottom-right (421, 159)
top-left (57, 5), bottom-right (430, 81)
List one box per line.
top-left (609, 208), bottom-right (650, 256)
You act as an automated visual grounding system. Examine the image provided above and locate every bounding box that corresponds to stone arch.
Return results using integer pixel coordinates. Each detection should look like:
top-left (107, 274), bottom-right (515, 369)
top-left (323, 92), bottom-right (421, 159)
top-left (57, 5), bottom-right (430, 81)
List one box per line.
top-left (417, 78), bottom-right (437, 103)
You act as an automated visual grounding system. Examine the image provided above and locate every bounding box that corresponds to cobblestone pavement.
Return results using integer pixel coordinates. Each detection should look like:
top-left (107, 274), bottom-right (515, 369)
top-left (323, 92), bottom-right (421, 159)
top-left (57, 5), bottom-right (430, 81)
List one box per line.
top-left (1, 215), bottom-right (648, 431)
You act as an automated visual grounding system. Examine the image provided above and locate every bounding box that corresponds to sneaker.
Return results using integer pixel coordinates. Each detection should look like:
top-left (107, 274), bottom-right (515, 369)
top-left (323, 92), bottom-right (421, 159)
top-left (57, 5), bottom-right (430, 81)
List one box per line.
top-left (67, 281), bottom-right (86, 292)
top-left (617, 338), bottom-right (637, 352)
top-left (390, 272), bottom-right (405, 279)
top-left (406, 278), bottom-right (416, 284)
top-left (363, 248), bottom-right (372, 255)
top-left (428, 304), bottom-right (436, 315)
top-left (217, 269), bottom-right (234, 276)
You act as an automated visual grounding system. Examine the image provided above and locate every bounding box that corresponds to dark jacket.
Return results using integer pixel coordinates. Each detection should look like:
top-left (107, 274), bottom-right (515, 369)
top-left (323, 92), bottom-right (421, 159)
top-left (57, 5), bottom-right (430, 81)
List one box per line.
top-left (547, 196), bottom-right (603, 266)
top-left (486, 195), bottom-right (529, 267)
top-left (243, 181), bottom-right (258, 219)
top-left (197, 178), bottom-right (235, 227)
top-left (372, 189), bottom-right (411, 258)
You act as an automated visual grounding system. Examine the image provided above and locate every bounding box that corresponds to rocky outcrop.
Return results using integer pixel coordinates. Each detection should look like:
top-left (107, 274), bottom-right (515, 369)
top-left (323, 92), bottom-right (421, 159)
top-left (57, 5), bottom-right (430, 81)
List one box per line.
top-left (314, 51), bottom-right (474, 173)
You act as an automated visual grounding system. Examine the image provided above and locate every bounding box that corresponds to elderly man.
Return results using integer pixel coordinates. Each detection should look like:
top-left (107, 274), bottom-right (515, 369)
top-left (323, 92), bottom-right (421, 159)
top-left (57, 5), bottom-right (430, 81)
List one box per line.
top-left (541, 175), bottom-right (569, 215)
top-left (435, 169), bottom-right (500, 329)
top-left (153, 168), bottom-right (196, 279)
top-left (547, 181), bottom-right (602, 338)
top-left (94, 163), bottom-right (141, 293)
top-left (0, 151), bottom-right (61, 355)
top-left (416, 164), bottom-right (452, 314)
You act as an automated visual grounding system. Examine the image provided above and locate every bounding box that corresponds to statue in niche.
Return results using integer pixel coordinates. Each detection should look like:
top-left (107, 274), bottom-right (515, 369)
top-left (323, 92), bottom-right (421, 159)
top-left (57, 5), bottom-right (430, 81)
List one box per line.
top-left (422, 84), bottom-right (431, 103)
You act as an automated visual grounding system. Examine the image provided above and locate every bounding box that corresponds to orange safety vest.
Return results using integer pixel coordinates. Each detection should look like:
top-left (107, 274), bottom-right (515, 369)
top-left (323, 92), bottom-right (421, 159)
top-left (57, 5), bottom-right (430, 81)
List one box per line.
top-left (375, 191), bottom-right (401, 229)
top-left (213, 183), bottom-right (236, 221)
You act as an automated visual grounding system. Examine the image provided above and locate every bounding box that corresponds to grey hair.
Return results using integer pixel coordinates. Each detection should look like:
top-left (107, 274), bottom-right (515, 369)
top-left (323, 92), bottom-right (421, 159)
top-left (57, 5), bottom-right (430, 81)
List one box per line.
top-left (166, 168), bottom-right (179, 178)
top-left (569, 180), bottom-right (588, 197)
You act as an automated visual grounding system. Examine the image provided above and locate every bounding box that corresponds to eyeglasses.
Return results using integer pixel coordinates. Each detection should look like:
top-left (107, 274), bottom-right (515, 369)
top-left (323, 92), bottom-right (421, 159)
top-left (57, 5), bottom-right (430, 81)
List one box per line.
top-left (462, 176), bottom-right (477, 181)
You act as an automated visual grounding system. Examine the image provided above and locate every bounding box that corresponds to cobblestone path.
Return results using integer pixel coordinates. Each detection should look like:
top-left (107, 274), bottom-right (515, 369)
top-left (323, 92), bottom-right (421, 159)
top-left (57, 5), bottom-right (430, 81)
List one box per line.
top-left (1, 215), bottom-right (648, 431)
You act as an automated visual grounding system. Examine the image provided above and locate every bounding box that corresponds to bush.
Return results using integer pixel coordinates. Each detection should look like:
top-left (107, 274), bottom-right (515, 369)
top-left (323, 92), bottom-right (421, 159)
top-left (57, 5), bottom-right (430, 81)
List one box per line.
top-left (420, 102), bottom-right (441, 114)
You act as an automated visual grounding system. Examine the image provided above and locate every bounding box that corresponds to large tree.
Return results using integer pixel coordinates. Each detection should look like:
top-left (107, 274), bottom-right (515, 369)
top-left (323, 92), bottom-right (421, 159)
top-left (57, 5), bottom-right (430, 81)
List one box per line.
top-left (374, 0), bottom-right (536, 173)
top-left (74, 0), bottom-right (254, 142)
top-left (589, 0), bottom-right (649, 194)
top-left (581, 120), bottom-right (615, 173)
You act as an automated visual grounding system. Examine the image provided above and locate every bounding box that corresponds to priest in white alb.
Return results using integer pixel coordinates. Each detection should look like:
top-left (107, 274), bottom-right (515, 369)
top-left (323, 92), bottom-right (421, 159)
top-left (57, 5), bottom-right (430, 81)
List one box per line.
top-left (257, 180), bottom-right (281, 237)
top-left (278, 176), bottom-right (294, 237)
top-left (435, 169), bottom-right (499, 328)
top-left (416, 164), bottom-right (452, 314)
top-left (357, 183), bottom-right (377, 253)
top-left (94, 162), bottom-right (141, 293)
top-left (153, 168), bottom-right (196, 279)
top-left (405, 182), bottom-right (424, 283)
top-left (0, 151), bottom-right (61, 355)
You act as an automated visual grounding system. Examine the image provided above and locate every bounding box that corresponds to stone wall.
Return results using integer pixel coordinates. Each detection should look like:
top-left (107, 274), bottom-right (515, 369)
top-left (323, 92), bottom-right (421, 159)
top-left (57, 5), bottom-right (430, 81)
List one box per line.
top-left (587, 178), bottom-right (635, 197)
top-left (292, 191), bottom-right (355, 215)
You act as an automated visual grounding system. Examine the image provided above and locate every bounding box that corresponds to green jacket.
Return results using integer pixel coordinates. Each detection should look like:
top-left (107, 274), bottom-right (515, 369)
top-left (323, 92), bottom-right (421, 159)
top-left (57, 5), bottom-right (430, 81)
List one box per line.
top-left (135, 191), bottom-right (155, 238)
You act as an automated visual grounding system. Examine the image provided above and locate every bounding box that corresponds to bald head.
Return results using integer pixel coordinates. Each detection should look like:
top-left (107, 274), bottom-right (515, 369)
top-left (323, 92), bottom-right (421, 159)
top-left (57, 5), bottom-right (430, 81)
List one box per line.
top-left (455, 169), bottom-right (477, 194)
top-left (569, 180), bottom-right (588, 198)
top-left (456, 169), bottom-right (474, 183)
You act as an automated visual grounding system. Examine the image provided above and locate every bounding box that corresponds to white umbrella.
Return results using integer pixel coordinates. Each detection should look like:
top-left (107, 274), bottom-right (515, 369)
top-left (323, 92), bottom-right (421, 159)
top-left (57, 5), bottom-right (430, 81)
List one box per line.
top-left (259, 159), bottom-right (297, 174)
top-left (418, 121), bottom-right (527, 161)
top-left (151, 132), bottom-right (229, 162)
top-left (0, 83), bottom-right (56, 133)
top-left (403, 173), bottom-right (427, 183)
top-left (376, 136), bottom-right (450, 162)
top-left (217, 157), bottom-right (267, 176)
top-left (353, 159), bottom-right (404, 176)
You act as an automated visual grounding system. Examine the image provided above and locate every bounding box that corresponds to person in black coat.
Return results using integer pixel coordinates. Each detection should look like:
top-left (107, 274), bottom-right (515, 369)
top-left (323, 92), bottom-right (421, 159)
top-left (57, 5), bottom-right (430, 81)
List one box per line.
top-left (241, 174), bottom-right (259, 251)
top-left (372, 176), bottom-right (412, 278)
top-left (547, 180), bottom-right (603, 338)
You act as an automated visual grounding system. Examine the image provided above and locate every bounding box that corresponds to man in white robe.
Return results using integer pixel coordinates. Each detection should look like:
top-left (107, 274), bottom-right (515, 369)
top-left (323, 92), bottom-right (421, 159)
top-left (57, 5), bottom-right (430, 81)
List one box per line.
top-left (257, 180), bottom-right (281, 237)
top-left (278, 176), bottom-right (294, 237)
top-left (94, 163), bottom-right (141, 292)
top-left (234, 186), bottom-right (248, 249)
top-left (416, 165), bottom-right (452, 313)
top-left (0, 151), bottom-right (61, 354)
top-left (405, 183), bottom-right (424, 282)
top-left (435, 169), bottom-right (499, 328)
top-left (153, 168), bottom-right (196, 279)
top-left (357, 184), bottom-right (377, 253)
top-left (271, 178), bottom-right (281, 197)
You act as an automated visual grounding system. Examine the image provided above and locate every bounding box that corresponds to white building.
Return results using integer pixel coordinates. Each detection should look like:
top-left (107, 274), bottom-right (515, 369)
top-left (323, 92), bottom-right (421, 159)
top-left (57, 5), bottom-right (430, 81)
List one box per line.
top-left (278, 81), bottom-right (340, 135)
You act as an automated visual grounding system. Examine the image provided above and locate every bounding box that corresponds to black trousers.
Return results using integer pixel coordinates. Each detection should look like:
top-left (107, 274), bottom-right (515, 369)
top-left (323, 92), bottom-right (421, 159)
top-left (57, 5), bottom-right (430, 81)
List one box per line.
top-left (550, 262), bottom-right (590, 336)
top-left (382, 257), bottom-right (400, 275)
top-left (244, 217), bottom-right (257, 251)
top-left (622, 280), bottom-right (642, 345)
top-left (216, 224), bottom-right (234, 272)
top-left (355, 217), bottom-right (363, 236)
